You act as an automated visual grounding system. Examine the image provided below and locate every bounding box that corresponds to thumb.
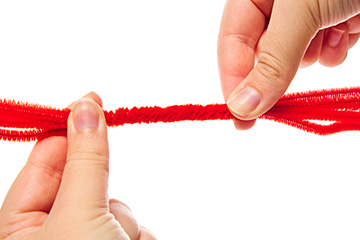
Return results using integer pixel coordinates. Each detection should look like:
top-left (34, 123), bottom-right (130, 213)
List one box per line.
top-left (51, 98), bottom-right (110, 216)
top-left (227, 0), bottom-right (319, 120)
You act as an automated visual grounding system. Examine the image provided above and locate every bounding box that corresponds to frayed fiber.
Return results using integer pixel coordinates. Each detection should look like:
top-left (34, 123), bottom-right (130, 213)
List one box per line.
top-left (1, 87), bottom-right (360, 141)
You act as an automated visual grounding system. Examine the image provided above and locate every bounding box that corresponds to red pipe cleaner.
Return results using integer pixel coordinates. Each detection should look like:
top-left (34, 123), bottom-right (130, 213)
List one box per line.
top-left (1, 87), bottom-right (360, 142)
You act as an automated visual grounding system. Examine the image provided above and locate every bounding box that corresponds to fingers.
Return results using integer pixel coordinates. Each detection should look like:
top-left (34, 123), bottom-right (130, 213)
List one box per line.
top-left (218, 0), bottom-right (270, 128)
top-left (226, 0), bottom-right (319, 120)
top-left (109, 199), bottom-right (140, 240)
top-left (109, 199), bottom-right (157, 240)
top-left (318, 15), bottom-right (360, 67)
top-left (348, 33), bottom-right (360, 49)
top-left (49, 97), bottom-right (109, 219)
top-left (218, 0), bottom-right (265, 100)
top-left (0, 93), bottom-right (102, 217)
top-left (347, 14), bottom-right (360, 34)
top-left (0, 136), bottom-right (67, 239)
top-left (319, 23), bottom-right (349, 67)
top-left (301, 30), bottom-right (325, 68)
top-left (109, 199), bottom-right (158, 240)
top-left (0, 137), bottom-right (67, 218)
top-left (0, 93), bottom-right (104, 239)
top-left (67, 91), bottom-right (103, 109)
top-left (139, 227), bottom-right (157, 240)
top-left (301, 17), bottom-right (360, 68)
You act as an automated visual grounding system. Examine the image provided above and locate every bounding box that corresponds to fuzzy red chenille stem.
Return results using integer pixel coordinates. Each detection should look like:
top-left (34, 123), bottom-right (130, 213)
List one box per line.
top-left (1, 87), bottom-right (360, 141)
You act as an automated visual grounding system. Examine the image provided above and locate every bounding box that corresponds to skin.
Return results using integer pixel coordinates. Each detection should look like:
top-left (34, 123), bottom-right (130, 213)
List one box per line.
top-left (0, 92), bottom-right (156, 240)
top-left (1, 1), bottom-right (360, 238)
top-left (218, 0), bottom-right (360, 130)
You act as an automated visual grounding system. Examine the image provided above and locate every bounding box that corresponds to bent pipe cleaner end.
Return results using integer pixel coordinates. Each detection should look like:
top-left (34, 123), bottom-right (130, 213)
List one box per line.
top-left (1, 86), bottom-right (360, 142)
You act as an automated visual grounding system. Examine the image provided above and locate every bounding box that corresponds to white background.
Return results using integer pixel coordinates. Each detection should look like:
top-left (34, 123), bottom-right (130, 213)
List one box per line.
top-left (0, 1), bottom-right (360, 239)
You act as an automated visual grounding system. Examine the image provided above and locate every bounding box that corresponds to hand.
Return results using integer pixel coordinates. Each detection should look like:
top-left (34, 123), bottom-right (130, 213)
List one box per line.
top-left (0, 92), bottom-right (156, 240)
top-left (218, 0), bottom-right (360, 129)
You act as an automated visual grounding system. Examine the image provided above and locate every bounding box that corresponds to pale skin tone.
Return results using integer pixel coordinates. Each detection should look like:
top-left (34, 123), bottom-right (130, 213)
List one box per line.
top-left (1, 0), bottom-right (360, 239)
top-left (218, 0), bottom-right (360, 130)
top-left (0, 92), bottom-right (156, 240)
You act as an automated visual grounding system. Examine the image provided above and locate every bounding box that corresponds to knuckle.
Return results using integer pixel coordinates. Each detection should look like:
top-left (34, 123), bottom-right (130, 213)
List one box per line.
top-left (254, 50), bottom-right (290, 98)
top-left (303, 0), bottom-right (322, 28)
top-left (257, 50), bottom-right (285, 86)
top-left (67, 129), bottom-right (109, 165)
top-left (316, 0), bottom-right (360, 28)
top-left (219, 33), bottom-right (258, 50)
top-left (67, 149), bottom-right (109, 166)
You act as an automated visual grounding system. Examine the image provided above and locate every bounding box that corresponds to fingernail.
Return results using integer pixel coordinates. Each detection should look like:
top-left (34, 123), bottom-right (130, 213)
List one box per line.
top-left (327, 28), bottom-right (345, 48)
top-left (227, 86), bottom-right (261, 118)
top-left (73, 99), bottom-right (100, 130)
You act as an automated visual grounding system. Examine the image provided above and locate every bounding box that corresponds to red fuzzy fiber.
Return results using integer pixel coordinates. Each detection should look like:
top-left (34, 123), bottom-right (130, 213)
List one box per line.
top-left (1, 87), bottom-right (360, 141)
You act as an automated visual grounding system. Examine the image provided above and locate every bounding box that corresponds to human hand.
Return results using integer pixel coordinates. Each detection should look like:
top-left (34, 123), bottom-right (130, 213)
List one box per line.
top-left (218, 0), bottom-right (360, 129)
top-left (0, 92), bottom-right (156, 240)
